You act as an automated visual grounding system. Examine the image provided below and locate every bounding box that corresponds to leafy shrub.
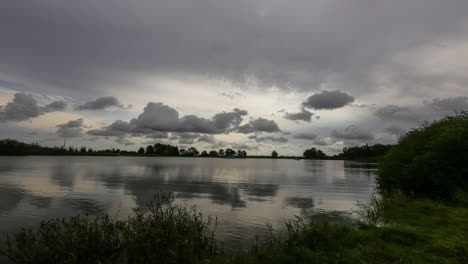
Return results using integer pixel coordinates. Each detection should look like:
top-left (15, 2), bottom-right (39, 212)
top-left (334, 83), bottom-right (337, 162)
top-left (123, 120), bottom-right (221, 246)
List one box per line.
top-left (377, 113), bottom-right (468, 200)
top-left (0, 193), bottom-right (217, 264)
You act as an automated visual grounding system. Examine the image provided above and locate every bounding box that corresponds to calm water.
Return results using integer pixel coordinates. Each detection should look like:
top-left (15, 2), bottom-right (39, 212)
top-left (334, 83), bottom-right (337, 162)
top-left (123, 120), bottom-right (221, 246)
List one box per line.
top-left (0, 156), bottom-right (376, 251)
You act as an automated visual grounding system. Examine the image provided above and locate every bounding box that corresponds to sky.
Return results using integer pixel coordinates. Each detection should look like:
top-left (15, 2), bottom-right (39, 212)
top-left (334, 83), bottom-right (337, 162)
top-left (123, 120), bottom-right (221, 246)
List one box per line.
top-left (1, 0), bottom-right (468, 155)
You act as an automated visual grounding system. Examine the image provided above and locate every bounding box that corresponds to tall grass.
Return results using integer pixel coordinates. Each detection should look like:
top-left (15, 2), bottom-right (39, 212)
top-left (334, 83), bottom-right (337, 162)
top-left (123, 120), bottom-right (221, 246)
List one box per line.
top-left (0, 193), bottom-right (217, 264)
top-left (2, 192), bottom-right (466, 264)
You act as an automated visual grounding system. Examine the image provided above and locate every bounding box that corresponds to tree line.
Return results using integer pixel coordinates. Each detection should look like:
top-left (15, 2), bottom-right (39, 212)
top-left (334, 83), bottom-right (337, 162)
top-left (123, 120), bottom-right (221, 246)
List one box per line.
top-left (0, 139), bottom-right (249, 158)
top-left (1, 138), bottom-right (392, 160)
top-left (302, 144), bottom-right (392, 160)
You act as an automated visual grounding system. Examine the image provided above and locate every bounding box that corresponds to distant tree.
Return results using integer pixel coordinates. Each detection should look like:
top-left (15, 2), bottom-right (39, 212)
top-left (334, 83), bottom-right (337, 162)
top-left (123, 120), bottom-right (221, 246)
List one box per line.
top-left (271, 150), bottom-right (278, 158)
top-left (138, 147), bottom-right (145, 154)
top-left (303, 147), bottom-right (327, 159)
top-left (80, 146), bottom-right (87, 153)
top-left (146, 145), bottom-right (155, 154)
top-left (209, 150), bottom-right (219, 157)
top-left (242, 150), bottom-right (247, 157)
top-left (237, 150), bottom-right (244, 157)
top-left (88, 148), bottom-right (94, 153)
top-left (153, 143), bottom-right (179, 155)
top-left (187, 147), bottom-right (199, 156)
top-left (218, 149), bottom-right (225, 156)
top-left (179, 149), bottom-right (186, 156)
top-left (336, 144), bottom-right (392, 160)
top-left (225, 148), bottom-right (235, 157)
top-left (201, 151), bottom-right (208, 157)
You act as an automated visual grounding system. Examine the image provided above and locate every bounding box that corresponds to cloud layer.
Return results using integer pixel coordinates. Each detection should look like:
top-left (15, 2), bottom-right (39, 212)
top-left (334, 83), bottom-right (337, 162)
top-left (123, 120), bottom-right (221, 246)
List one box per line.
top-left (0, 93), bottom-right (66, 122)
top-left (88, 102), bottom-right (280, 140)
top-left (57, 118), bottom-right (86, 138)
top-left (302, 90), bottom-right (355, 110)
top-left (76, 96), bottom-right (127, 110)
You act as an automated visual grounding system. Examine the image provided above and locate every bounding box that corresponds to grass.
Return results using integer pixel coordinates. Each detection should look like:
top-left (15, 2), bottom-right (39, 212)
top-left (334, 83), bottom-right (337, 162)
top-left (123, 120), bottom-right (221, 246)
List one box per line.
top-left (0, 193), bottom-right (217, 264)
top-left (219, 196), bottom-right (468, 264)
top-left (1, 194), bottom-right (467, 264)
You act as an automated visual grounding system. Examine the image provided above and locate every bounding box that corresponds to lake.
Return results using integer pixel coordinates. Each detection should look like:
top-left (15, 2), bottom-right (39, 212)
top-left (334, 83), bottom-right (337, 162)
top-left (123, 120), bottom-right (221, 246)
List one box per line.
top-left (0, 156), bottom-right (376, 252)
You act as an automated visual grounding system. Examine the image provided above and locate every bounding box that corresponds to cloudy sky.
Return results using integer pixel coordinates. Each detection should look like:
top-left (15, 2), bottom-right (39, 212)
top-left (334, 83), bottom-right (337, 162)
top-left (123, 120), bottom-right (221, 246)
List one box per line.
top-left (1, 0), bottom-right (468, 155)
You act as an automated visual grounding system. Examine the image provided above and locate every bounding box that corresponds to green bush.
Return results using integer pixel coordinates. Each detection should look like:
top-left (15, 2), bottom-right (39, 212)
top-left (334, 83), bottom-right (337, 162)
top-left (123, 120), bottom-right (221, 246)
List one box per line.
top-left (0, 193), bottom-right (217, 264)
top-left (377, 113), bottom-right (468, 200)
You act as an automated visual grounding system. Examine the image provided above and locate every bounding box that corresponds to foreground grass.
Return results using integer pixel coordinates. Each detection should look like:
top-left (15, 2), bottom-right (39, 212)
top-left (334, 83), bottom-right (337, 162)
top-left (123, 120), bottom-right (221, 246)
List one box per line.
top-left (222, 198), bottom-right (467, 264)
top-left (1, 196), bottom-right (466, 264)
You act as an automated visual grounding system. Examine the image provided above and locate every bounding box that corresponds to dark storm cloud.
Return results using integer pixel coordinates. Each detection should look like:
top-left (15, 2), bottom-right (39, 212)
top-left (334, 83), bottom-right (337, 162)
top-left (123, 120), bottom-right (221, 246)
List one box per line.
top-left (0, 93), bottom-right (66, 122)
top-left (237, 118), bottom-right (281, 134)
top-left (130, 103), bottom-right (249, 134)
top-left (212, 108), bottom-right (248, 132)
top-left (293, 133), bottom-right (317, 140)
top-left (43, 101), bottom-right (67, 112)
top-left (374, 105), bottom-right (424, 122)
top-left (374, 96), bottom-right (468, 124)
top-left (302, 90), bottom-right (355, 110)
top-left (313, 139), bottom-right (329, 146)
top-left (145, 131), bottom-right (169, 139)
top-left (76, 96), bottom-right (127, 111)
top-left (2, 1), bottom-right (468, 97)
top-left (56, 118), bottom-right (85, 138)
top-left (87, 102), bottom-right (274, 141)
top-left (284, 108), bottom-right (313, 122)
top-left (425, 96), bottom-right (468, 112)
top-left (115, 137), bottom-right (134, 146)
top-left (331, 125), bottom-right (374, 140)
top-left (198, 135), bottom-right (216, 144)
top-left (249, 135), bottom-right (288, 143)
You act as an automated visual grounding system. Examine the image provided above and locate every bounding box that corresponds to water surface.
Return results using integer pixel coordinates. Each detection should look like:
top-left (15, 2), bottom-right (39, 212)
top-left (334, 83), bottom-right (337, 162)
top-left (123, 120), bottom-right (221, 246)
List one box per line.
top-left (0, 156), bottom-right (376, 251)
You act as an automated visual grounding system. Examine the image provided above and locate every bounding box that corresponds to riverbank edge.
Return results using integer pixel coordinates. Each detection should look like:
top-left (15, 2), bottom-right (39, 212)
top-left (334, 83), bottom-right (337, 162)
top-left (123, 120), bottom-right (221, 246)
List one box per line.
top-left (1, 194), bottom-right (466, 264)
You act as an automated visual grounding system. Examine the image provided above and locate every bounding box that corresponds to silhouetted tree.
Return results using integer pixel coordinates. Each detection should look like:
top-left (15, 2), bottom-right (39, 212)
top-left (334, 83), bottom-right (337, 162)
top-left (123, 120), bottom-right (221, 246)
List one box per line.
top-left (153, 143), bottom-right (179, 155)
top-left (146, 145), bottom-right (155, 154)
top-left (336, 144), bottom-right (392, 160)
top-left (225, 148), bottom-right (235, 157)
top-left (201, 151), bottom-right (208, 157)
top-left (138, 147), bottom-right (145, 154)
top-left (187, 147), bottom-right (199, 156)
top-left (209, 150), bottom-right (219, 157)
top-left (271, 151), bottom-right (278, 158)
top-left (303, 147), bottom-right (327, 159)
top-left (218, 149), bottom-right (224, 156)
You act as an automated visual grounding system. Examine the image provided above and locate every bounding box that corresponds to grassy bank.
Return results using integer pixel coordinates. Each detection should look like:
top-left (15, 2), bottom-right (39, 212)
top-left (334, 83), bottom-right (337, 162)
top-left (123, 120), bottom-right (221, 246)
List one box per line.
top-left (223, 196), bottom-right (467, 264)
top-left (1, 194), bottom-right (466, 264)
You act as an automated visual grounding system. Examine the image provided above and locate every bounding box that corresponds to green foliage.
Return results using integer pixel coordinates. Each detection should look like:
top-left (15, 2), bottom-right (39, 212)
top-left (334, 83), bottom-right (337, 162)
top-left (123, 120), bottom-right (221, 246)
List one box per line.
top-left (152, 143), bottom-right (179, 155)
top-left (338, 144), bottom-right (392, 161)
top-left (1, 193), bottom-right (217, 264)
top-left (209, 150), bottom-right (219, 157)
top-left (225, 148), bottom-right (236, 157)
top-left (137, 147), bottom-right (145, 154)
top-left (0, 139), bottom-right (139, 156)
top-left (0, 139), bottom-right (67, 155)
top-left (1, 195), bottom-right (467, 264)
top-left (222, 198), bottom-right (468, 264)
top-left (377, 113), bottom-right (468, 200)
top-left (303, 147), bottom-right (326, 159)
